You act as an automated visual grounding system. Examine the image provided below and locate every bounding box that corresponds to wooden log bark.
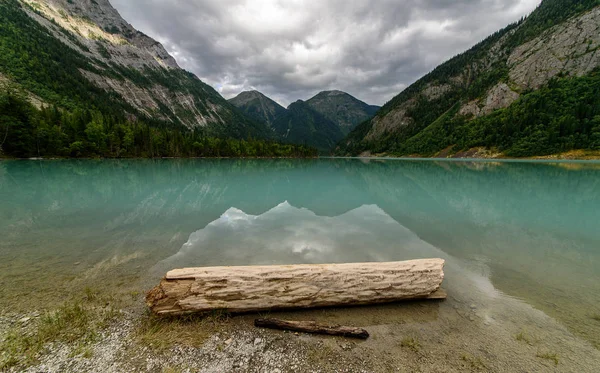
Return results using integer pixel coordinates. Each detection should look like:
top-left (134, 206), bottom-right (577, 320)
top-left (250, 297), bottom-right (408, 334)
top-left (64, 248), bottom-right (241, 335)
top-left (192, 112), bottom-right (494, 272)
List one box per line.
top-left (254, 318), bottom-right (370, 339)
top-left (146, 259), bottom-right (445, 315)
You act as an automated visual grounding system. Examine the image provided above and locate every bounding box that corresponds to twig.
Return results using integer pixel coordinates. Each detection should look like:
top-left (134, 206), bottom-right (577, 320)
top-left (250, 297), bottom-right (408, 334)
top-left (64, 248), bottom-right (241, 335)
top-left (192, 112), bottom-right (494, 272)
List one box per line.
top-left (254, 318), bottom-right (369, 340)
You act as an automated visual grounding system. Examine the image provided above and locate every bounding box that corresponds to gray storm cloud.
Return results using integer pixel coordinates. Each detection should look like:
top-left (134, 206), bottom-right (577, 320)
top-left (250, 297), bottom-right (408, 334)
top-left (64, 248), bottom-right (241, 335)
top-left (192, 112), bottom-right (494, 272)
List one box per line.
top-left (110, 0), bottom-right (540, 106)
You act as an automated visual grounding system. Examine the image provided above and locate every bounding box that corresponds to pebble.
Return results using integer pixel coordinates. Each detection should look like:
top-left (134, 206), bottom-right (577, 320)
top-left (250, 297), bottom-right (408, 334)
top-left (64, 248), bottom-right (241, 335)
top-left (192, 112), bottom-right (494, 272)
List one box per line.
top-left (254, 337), bottom-right (262, 346)
top-left (470, 304), bottom-right (477, 310)
top-left (340, 342), bottom-right (353, 351)
top-left (225, 338), bottom-right (233, 345)
top-left (19, 317), bottom-right (31, 323)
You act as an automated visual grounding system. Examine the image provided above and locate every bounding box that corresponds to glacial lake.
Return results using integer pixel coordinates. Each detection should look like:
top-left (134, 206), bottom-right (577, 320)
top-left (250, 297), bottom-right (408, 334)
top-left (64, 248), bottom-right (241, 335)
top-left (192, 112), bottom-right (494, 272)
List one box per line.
top-left (1, 158), bottom-right (599, 370)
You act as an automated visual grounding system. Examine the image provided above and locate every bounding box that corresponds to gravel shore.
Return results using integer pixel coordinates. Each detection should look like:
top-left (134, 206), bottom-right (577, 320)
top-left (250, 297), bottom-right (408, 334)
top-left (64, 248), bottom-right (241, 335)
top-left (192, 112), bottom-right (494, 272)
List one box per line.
top-left (3, 291), bottom-right (600, 373)
top-left (1, 307), bottom-right (373, 373)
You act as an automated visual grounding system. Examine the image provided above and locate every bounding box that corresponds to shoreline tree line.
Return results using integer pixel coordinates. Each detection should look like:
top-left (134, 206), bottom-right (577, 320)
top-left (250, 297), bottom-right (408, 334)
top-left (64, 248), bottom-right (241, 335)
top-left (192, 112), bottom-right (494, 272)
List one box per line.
top-left (0, 91), bottom-right (317, 159)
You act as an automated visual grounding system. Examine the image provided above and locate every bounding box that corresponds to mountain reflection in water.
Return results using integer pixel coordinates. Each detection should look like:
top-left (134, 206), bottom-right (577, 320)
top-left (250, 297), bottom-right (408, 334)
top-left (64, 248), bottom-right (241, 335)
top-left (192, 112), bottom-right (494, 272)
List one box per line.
top-left (156, 202), bottom-right (439, 269)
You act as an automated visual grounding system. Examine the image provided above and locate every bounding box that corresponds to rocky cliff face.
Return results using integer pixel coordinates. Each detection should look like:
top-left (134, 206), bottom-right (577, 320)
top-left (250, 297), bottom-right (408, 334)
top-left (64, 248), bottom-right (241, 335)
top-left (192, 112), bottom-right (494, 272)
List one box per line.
top-left (13, 0), bottom-right (267, 137)
top-left (508, 7), bottom-right (600, 89)
top-left (22, 0), bottom-right (178, 70)
top-left (459, 6), bottom-right (600, 119)
top-left (339, 1), bottom-right (600, 156)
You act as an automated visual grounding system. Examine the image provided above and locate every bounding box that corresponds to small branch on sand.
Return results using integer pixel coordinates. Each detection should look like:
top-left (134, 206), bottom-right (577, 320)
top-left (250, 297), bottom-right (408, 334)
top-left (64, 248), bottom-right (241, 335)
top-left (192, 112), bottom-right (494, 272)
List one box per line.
top-left (254, 318), bottom-right (369, 339)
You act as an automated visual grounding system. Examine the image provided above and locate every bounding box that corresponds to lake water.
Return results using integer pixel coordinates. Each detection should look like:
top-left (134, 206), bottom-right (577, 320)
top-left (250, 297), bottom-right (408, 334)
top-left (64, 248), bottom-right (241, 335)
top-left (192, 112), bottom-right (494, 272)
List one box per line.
top-left (1, 158), bottom-right (599, 370)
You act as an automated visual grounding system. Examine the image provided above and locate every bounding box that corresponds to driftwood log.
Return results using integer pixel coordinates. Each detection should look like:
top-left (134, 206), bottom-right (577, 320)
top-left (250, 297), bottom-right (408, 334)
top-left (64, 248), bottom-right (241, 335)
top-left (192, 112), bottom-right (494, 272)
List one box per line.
top-left (146, 259), bottom-right (445, 315)
top-left (255, 318), bottom-right (370, 339)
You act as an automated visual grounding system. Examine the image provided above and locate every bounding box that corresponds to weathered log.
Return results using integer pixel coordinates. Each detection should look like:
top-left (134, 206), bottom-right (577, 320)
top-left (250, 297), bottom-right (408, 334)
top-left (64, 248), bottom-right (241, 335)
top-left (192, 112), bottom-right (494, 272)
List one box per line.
top-left (254, 318), bottom-right (370, 339)
top-left (146, 259), bottom-right (445, 315)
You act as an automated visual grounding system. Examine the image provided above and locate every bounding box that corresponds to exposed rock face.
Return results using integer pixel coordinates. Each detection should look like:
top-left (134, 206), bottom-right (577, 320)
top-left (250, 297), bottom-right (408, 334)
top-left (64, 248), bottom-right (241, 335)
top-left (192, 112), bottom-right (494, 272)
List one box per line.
top-left (422, 84), bottom-right (453, 100)
top-left (16, 0), bottom-right (263, 136)
top-left (458, 100), bottom-right (482, 118)
top-left (22, 0), bottom-right (177, 70)
top-left (482, 83), bottom-right (520, 115)
top-left (363, 32), bottom-right (517, 141)
top-left (341, 4), bottom-right (600, 155)
top-left (470, 6), bottom-right (600, 118)
top-left (509, 7), bottom-right (600, 89)
top-left (460, 83), bottom-right (520, 117)
top-left (0, 73), bottom-right (11, 91)
top-left (79, 69), bottom-right (223, 127)
top-left (365, 99), bottom-right (415, 142)
top-left (0, 72), bottom-right (46, 109)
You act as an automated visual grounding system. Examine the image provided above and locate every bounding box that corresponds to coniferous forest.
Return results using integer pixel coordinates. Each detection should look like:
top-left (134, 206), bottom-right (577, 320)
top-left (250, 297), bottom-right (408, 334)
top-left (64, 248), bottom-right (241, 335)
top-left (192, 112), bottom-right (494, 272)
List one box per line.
top-left (0, 0), bottom-right (311, 159)
top-left (360, 70), bottom-right (600, 157)
top-left (0, 90), bottom-right (317, 158)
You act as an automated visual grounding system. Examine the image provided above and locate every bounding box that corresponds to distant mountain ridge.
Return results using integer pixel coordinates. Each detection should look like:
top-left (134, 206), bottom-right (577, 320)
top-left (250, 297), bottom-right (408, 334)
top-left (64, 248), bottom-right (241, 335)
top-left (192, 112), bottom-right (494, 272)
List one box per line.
top-left (229, 91), bottom-right (287, 127)
top-left (271, 100), bottom-right (345, 152)
top-left (337, 0), bottom-right (600, 158)
top-left (305, 90), bottom-right (380, 135)
top-left (229, 90), bottom-right (380, 152)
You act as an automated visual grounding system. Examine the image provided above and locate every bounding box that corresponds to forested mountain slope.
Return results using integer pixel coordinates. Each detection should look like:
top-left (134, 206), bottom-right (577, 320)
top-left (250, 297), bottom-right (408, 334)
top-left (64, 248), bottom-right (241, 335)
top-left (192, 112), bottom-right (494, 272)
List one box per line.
top-left (306, 91), bottom-right (380, 135)
top-left (337, 0), bottom-right (600, 157)
top-left (0, 0), bottom-right (269, 139)
top-left (229, 91), bottom-right (287, 128)
top-left (230, 90), bottom-right (379, 152)
top-left (272, 100), bottom-right (345, 153)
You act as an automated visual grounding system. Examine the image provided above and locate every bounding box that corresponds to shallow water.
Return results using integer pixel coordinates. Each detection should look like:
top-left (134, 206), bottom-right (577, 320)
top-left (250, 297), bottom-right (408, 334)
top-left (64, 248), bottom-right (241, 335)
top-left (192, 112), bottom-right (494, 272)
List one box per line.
top-left (1, 158), bottom-right (599, 369)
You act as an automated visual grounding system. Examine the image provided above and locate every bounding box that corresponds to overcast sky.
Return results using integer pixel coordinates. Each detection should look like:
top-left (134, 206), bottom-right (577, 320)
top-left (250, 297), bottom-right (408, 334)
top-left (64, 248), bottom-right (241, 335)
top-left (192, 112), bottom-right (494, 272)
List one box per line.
top-left (110, 0), bottom-right (540, 107)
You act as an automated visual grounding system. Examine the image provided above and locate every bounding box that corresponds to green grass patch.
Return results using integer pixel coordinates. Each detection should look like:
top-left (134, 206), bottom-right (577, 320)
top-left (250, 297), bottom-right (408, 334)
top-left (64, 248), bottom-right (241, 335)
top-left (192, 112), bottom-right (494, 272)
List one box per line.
top-left (515, 330), bottom-right (533, 344)
top-left (0, 290), bottom-right (120, 370)
top-left (461, 353), bottom-right (488, 370)
top-left (400, 336), bottom-right (421, 352)
top-left (135, 310), bottom-right (230, 352)
top-left (537, 351), bottom-right (559, 366)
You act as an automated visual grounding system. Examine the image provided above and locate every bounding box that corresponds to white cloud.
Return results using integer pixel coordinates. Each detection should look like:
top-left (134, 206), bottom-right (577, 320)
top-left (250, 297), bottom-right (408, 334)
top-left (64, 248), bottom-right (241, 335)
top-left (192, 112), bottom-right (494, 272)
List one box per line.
top-left (111, 0), bottom-right (540, 106)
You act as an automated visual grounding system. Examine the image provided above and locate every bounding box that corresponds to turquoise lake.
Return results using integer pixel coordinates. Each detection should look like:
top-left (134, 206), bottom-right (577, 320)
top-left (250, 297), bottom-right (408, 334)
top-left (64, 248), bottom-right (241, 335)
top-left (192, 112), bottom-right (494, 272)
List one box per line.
top-left (1, 158), bottom-right (599, 368)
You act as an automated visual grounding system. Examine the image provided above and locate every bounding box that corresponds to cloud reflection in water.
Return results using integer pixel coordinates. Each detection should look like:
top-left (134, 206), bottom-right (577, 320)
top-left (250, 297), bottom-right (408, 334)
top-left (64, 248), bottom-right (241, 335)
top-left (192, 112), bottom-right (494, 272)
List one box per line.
top-left (156, 202), bottom-right (444, 271)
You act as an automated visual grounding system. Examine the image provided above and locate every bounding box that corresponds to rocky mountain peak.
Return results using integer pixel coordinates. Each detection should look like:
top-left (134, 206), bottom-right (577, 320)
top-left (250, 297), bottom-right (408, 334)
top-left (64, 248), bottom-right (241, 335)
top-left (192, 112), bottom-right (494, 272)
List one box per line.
top-left (230, 90), bottom-right (274, 105)
top-left (229, 90), bottom-right (287, 127)
top-left (306, 91), bottom-right (380, 134)
top-left (318, 90), bottom-right (347, 97)
top-left (288, 99), bottom-right (306, 109)
top-left (21, 0), bottom-right (178, 69)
